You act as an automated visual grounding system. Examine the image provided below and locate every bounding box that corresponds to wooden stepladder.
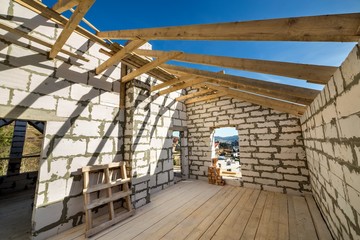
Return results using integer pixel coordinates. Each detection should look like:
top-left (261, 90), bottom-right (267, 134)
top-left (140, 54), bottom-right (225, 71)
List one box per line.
top-left (82, 162), bottom-right (134, 237)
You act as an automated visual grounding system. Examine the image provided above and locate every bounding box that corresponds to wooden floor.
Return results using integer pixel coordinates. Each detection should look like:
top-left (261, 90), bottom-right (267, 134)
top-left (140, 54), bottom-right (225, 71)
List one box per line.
top-left (50, 180), bottom-right (332, 240)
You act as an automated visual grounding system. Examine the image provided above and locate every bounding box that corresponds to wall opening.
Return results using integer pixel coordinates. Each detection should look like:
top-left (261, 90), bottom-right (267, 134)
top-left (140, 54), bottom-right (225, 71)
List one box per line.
top-left (211, 127), bottom-right (241, 181)
top-left (0, 118), bottom-right (45, 239)
top-left (172, 130), bottom-right (182, 183)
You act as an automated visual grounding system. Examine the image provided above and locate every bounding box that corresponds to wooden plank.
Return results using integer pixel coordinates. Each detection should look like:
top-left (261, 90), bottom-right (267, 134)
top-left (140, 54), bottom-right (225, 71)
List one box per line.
top-left (49, 0), bottom-right (95, 59)
top-left (83, 171), bottom-right (92, 231)
top-left (95, 39), bottom-right (147, 74)
top-left (97, 13), bottom-right (360, 42)
top-left (208, 79), bottom-right (313, 106)
top-left (121, 51), bottom-right (183, 83)
top-left (158, 78), bottom-right (208, 96)
top-left (185, 92), bottom-right (227, 104)
top-left (176, 88), bottom-right (214, 101)
top-left (305, 195), bottom-right (332, 240)
top-left (83, 178), bottom-right (130, 193)
top-left (93, 181), bottom-right (206, 239)
top-left (289, 195), bottom-right (319, 240)
top-left (198, 188), bottom-right (246, 240)
top-left (132, 185), bottom-right (225, 240)
top-left (104, 168), bottom-right (115, 221)
top-left (240, 191), bottom-right (268, 239)
top-left (52, 0), bottom-right (79, 13)
top-left (163, 64), bottom-right (319, 103)
top-left (212, 188), bottom-right (257, 240)
top-left (151, 75), bottom-right (195, 92)
top-left (135, 49), bottom-right (336, 84)
top-left (184, 186), bottom-right (241, 240)
top-left (0, 22), bottom-right (88, 62)
top-left (254, 191), bottom-right (275, 240)
top-left (278, 194), bottom-right (289, 240)
top-left (98, 183), bottom-right (219, 240)
top-left (203, 84), bottom-right (307, 116)
top-left (86, 190), bottom-right (132, 210)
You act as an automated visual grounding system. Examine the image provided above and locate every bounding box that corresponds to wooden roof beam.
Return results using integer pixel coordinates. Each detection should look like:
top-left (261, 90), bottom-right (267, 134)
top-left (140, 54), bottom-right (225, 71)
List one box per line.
top-left (49, 0), bottom-right (95, 59)
top-left (95, 39), bottom-right (147, 74)
top-left (162, 64), bottom-right (319, 105)
top-left (158, 78), bottom-right (208, 96)
top-left (52, 0), bottom-right (79, 13)
top-left (176, 88), bottom-right (215, 101)
top-left (205, 84), bottom-right (307, 116)
top-left (121, 51), bottom-right (183, 83)
top-left (97, 13), bottom-right (360, 42)
top-left (135, 49), bottom-right (336, 84)
top-left (151, 75), bottom-right (195, 92)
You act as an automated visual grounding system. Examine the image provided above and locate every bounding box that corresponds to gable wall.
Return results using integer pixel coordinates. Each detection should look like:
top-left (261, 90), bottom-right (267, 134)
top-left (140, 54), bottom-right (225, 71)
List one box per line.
top-left (186, 97), bottom-right (310, 194)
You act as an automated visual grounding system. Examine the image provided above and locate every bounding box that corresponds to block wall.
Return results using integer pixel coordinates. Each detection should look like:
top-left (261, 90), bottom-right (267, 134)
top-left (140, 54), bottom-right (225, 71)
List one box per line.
top-left (0, 1), bottom-right (187, 239)
top-left (186, 97), bottom-right (310, 194)
top-left (300, 44), bottom-right (360, 239)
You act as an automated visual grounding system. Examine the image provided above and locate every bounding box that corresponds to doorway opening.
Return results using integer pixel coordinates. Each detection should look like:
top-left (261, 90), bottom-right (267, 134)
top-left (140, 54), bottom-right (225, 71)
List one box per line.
top-left (211, 127), bottom-right (241, 181)
top-left (172, 130), bottom-right (182, 183)
top-left (0, 118), bottom-right (45, 239)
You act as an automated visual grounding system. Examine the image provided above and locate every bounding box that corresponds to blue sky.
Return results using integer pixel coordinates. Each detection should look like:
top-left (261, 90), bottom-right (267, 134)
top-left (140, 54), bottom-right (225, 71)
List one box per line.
top-left (43, 0), bottom-right (359, 91)
top-left (215, 127), bottom-right (238, 137)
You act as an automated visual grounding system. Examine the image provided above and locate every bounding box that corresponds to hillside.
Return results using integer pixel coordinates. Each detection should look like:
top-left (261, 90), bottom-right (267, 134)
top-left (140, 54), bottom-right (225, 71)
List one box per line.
top-left (214, 135), bottom-right (238, 144)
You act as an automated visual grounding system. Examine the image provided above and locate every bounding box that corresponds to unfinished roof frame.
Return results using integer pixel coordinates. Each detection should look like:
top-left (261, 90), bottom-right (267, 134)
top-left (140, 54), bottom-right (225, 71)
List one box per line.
top-left (8, 0), bottom-right (360, 116)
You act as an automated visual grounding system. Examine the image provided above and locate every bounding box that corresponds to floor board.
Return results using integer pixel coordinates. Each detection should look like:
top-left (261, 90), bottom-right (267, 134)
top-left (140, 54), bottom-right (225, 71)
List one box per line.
top-left (47, 180), bottom-right (333, 240)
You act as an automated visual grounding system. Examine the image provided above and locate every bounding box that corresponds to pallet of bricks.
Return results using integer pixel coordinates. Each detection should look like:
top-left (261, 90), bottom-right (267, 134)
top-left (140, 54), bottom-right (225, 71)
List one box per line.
top-left (208, 158), bottom-right (225, 186)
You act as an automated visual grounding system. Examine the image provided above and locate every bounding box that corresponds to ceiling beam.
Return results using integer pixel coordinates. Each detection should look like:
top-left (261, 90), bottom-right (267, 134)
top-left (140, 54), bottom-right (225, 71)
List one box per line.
top-left (163, 64), bottom-right (319, 104)
top-left (49, 0), bottom-right (95, 59)
top-left (176, 88), bottom-right (215, 101)
top-left (95, 39), bottom-right (147, 74)
top-left (0, 22), bottom-right (88, 62)
top-left (97, 13), bottom-right (360, 42)
top-left (52, 0), bottom-right (79, 13)
top-left (121, 51), bottom-right (183, 83)
top-left (158, 78), bottom-right (207, 96)
top-left (185, 92), bottom-right (227, 104)
top-left (13, 0), bottom-right (177, 82)
top-left (134, 49), bottom-right (336, 84)
top-left (151, 75), bottom-right (195, 92)
top-left (205, 83), bottom-right (306, 116)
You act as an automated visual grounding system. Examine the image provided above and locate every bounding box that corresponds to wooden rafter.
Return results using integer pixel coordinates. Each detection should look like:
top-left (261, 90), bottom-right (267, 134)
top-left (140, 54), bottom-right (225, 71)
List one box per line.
top-left (134, 49), bottom-right (336, 84)
top-left (185, 92), bottom-right (227, 104)
top-left (95, 39), bottom-right (147, 74)
top-left (158, 78), bottom-right (207, 96)
top-left (176, 88), bottom-right (215, 101)
top-left (121, 51), bottom-right (183, 83)
top-left (204, 83), bottom-right (306, 116)
top-left (151, 75), bottom-right (194, 92)
top-left (0, 22), bottom-right (88, 62)
top-left (97, 13), bottom-right (360, 42)
top-left (163, 64), bottom-right (318, 105)
top-left (52, 0), bottom-right (79, 13)
top-left (48, 0), bottom-right (95, 59)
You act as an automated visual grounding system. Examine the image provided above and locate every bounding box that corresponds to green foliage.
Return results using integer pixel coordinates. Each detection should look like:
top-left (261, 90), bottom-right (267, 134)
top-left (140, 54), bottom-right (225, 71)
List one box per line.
top-left (0, 123), bottom-right (14, 175)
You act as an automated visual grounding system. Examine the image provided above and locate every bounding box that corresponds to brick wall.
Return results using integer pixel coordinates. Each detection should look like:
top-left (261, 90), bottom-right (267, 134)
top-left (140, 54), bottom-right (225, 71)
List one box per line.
top-left (186, 97), bottom-right (310, 194)
top-left (0, 1), bottom-right (186, 239)
top-left (300, 44), bottom-right (360, 239)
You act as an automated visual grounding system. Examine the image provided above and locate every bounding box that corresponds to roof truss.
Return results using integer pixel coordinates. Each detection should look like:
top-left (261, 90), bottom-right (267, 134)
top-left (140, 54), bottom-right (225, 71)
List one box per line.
top-left (163, 64), bottom-right (319, 105)
top-left (49, 0), bottom-right (95, 59)
top-left (97, 13), bottom-right (360, 42)
top-left (151, 75), bottom-right (195, 92)
top-left (134, 49), bottom-right (336, 84)
top-left (95, 39), bottom-right (147, 74)
top-left (176, 88), bottom-right (215, 101)
top-left (121, 51), bottom-right (183, 83)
